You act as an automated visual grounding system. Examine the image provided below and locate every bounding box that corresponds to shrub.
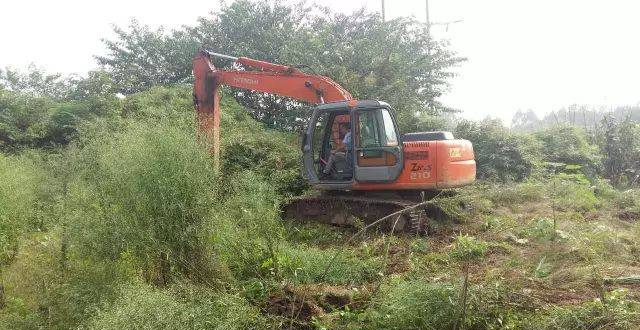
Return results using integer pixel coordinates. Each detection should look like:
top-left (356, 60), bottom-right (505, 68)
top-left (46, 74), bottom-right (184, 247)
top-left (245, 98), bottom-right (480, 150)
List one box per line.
top-left (121, 85), bottom-right (192, 120)
top-left (523, 290), bottom-right (640, 330)
top-left (455, 119), bottom-right (541, 182)
top-left (356, 280), bottom-right (523, 330)
top-left (0, 232), bottom-right (134, 330)
top-left (65, 119), bottom-right (218, 283)
top-left (281, 244), bottom-right (383, 285)
top-left (535, 125), bottom-right (602, 177)
top-left (451, 234), bottom-right (487, 263)
top-left (484, 180), bottom-right (546, 206)
top-left (83, 283), bottom-right (267, 330)
top-left (121, 85), bottom-right (306, 197)
top-left (0, 154), bottom-right (44, 264)
top-left (210, 171), bottom-right (285, 281)
top-left (220, 97), bottom-right (306, 197)
top-left (549, 175), bottom-right (600, 213)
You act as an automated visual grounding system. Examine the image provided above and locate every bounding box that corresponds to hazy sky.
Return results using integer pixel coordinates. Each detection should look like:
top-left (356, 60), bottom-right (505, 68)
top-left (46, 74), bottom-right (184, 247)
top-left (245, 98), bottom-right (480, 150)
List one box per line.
top-left (1, 0), bottom-right (639, 123)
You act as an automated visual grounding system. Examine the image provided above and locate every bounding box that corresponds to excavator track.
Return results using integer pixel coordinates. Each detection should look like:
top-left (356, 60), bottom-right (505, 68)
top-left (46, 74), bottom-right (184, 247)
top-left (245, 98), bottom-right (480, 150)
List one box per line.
top-left (282, 193), bottom-right (432, 235)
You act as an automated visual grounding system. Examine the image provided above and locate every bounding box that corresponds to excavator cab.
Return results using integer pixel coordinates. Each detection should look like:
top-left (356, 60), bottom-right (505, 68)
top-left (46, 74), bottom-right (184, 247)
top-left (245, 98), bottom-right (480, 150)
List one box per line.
top-left (303, 100), bottom-right (404, 187)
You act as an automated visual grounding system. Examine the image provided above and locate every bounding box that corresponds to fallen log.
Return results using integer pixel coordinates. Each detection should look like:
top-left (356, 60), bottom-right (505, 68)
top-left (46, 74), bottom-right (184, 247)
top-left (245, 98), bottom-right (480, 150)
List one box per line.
top-left (603, 276), bottom-right (640, 285)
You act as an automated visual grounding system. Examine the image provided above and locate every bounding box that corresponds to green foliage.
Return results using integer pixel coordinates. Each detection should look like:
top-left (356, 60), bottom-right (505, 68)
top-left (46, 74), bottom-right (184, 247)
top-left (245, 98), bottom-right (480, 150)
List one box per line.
top-left (0, 154), bottom-right (44, 264)
top-left (0, 231), bottom-right (134, 330)
top-left (0, 65), bottom-right (74, 100)
top-left (99, 0), bottom-right (464, 131)
top-left (211, 171), bottom-right (284, 280)
top-left (96, 19), bottom-right (199, 94)
top-left (84, 283), bottom-right (266, 330)
top-left (598, 116), bottom-right (640, 187)
top-left (360, 281), bottom-right (459, 330)
top-left (221, 97), bottom-right (305, 196)
top-left (356, 280), bottom-right (522, 330)
top-left (455, 118), bottom-right (540, 181)
top-left (483, 180), bottom-right (546, 206)
top-left (122, 85), bottom-right (193, 119)
top-left (550, 174), bottom-right (600, 213)
top-left (281, 244), bottom-right (382, 285)
top-left (535, 125), bottom-right (601, 176)
top-left (451, 234), bottom-right (487, 262)
top-left (65, 119), bottom-right (218, 283)
top-left (524, 290), bottom-right (640, 330)
top-left (0, 79), bottom-right (120, 151)
top-left (0, 89), bottom-right (53, 151)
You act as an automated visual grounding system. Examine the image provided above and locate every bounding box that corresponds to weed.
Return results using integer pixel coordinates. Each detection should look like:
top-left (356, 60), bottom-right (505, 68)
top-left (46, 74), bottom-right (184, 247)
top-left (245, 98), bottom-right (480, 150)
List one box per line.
top-left (83, 283), bottom-right (267, 330)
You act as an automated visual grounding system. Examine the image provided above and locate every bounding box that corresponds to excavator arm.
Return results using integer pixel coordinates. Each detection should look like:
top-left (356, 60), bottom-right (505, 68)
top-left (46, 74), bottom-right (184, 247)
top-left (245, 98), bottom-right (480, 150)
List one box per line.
top-left (192, 50), bottom-right (352, 167)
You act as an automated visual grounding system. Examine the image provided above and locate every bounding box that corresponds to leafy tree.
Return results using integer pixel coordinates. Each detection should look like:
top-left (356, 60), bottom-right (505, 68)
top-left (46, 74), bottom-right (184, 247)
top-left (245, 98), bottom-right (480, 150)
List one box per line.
top-left (455, 118), bottom-right (540, 181)
top-left (0, 89), bottom-right (53, 151)
top-left (535, 125), bottom-right (601, 176)
top-left (0, 69), bottom-right (121, 151)
top-left (0, 65), bottom-right (77, 100)
top-left (511, 109), bottom-right (540, 131)
top-left (598, 116), bottom-right (640, 187)
top-left (98, 0), bottom-right (465, 132)
top-left (96, 20), bottom-right (200, 94)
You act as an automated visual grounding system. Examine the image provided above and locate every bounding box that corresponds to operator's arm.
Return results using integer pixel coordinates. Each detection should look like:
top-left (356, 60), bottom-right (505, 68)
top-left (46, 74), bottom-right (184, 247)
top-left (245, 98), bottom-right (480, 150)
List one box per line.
top-left (332, 143), bottom-right (346, 154)
top-left (332, 132), bottom-right (351, 154)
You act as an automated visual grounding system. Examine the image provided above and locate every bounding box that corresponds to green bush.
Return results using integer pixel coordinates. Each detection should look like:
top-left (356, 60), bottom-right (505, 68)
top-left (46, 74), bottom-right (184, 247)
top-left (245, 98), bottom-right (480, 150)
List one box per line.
top-left (0, 231), bottom-right (134, 330)
top-left (281, 244), bottom-right (383, 285)
top-left (121, 85), bottom-right (192, 120)
top-left (220, 97), bottom-right (306, 197)
top-left (451, 234), bottom-right (487, 262)
top-left (65, 118), bottom-right (218, 283)
top-left (120, 85), bottom-right (306, 197)
top-left (523, 290), bottom-right (640, 330)
top-left (484, 180), bottom-right (546, 206)
top-left (550, 175), bottom-right (600, 213)
top-left (356, 280), bottom-right (522, 330)
top-left (210, 171), bottom-right (284, 281)
top-left (0, 154), bottom-right (44, 264)
top-left (455, 119), bottom-right (541, 182)
top-left (84, 283), bottom-right (267, 330)
top-left (535, 125), bottom-right (601, 177)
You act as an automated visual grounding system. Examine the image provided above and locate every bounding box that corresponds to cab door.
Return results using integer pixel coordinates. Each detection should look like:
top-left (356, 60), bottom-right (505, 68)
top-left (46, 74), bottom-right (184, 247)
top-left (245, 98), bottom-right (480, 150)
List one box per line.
top-left (353, 108), bottom-right (403, 182)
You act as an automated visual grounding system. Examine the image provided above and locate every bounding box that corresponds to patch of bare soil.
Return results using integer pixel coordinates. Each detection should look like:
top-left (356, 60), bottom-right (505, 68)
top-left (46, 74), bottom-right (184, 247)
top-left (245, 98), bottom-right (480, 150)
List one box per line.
top-left (265, 289), bottom-right (324, 324)
top-left (263, 285), bottom-right (362, 327)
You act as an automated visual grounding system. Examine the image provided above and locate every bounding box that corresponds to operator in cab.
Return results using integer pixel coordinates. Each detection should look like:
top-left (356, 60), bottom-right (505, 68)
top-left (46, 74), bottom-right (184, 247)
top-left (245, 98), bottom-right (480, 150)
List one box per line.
top-left (323, 122), bottom-right (352, 177)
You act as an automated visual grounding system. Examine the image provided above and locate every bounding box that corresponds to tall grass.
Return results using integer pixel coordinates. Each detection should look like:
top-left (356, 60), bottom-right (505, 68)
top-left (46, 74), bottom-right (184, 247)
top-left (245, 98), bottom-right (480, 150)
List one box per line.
top-left (0, 154), bottom-right (44, 265)
top-left (83, 283), bottom-right (267, 330)
top-left (65, 118), bottom-right (219, 283)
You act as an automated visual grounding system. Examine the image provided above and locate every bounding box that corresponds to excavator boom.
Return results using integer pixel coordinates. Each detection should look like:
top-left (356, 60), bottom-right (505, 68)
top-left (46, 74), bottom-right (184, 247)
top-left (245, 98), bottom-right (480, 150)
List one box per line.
top-left (192, 50), bottom-right (352, 166)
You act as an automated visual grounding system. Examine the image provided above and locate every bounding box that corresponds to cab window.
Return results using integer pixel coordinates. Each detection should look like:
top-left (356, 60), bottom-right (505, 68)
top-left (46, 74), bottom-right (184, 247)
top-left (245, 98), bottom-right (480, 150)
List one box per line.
top-left (357, 111), bottom-right (381, 147)
top-left (381, 109), bottom-right (398, 146)
top-left (357, 109), bottom-right (398, 147)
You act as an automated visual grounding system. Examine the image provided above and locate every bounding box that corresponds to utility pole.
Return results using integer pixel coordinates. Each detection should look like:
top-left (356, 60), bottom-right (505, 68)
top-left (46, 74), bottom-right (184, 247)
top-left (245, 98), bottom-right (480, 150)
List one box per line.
top-left (425, 0), bottom-right (430, 35)
top-left (381, 0), bottom-right (386, 21)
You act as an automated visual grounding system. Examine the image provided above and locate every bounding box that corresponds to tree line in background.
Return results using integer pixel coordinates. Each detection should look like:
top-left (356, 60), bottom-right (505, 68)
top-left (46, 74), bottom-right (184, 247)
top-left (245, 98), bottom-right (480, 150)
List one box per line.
top-left (512, 105), bottom-right (640, 132)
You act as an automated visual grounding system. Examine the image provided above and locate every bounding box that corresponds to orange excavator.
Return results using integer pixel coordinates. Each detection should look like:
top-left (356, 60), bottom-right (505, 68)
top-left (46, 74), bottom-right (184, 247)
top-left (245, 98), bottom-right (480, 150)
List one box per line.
top-left (193, 50), bottom-right (476, 234)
